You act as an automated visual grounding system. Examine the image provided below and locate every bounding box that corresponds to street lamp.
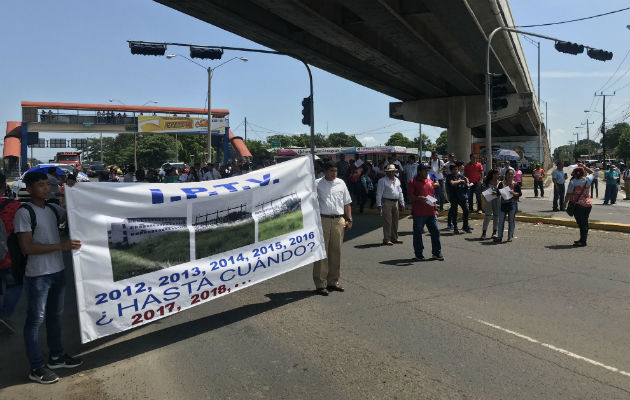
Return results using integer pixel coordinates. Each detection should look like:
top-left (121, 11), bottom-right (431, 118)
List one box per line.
top-left (166, 54), bottom-right (248, 164)
top-left (142, 100), bottom-right (158, 106)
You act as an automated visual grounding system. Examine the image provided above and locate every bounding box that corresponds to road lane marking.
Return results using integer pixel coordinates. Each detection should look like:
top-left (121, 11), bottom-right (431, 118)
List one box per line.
top-left (470, 317), bottom-right (630, 377)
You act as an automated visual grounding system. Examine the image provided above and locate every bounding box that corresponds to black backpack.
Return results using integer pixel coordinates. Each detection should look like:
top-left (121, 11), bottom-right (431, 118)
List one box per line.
top-left (6, 202), bottom-right (60, 284)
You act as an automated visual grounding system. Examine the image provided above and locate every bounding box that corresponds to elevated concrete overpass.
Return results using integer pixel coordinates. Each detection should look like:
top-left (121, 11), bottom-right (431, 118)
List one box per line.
top-left (157, 0), bottom-right (550, 165)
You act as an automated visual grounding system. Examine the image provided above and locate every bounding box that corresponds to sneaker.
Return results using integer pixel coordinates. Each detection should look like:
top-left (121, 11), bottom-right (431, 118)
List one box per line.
top-left (47, 354), bottom-right (83, 369)
top-left (481, 230), bottom-right (487, 239)
top-left (463, 227), bottom-right (473, 233)
top-left (28, 367), bottom-right (59, 384)
top-left (491, 232), bottom-right (497, 239)
top-left (453, 228), bottom-right (460, 234)
top-left (432, 254), bottom-right (444, 261)
top-left (447, 223), bottom-right (454, 230)
top-left (0, 318), bottom-right (15, 335)
top-left (414, 256), bottom-right (425, 261)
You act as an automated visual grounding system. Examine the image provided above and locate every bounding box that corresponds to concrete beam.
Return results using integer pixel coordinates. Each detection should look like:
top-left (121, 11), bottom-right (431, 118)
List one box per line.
top-left (28, 123), bottom-right (135, 133)
top-left (389, 92), bottom-right (533, 129)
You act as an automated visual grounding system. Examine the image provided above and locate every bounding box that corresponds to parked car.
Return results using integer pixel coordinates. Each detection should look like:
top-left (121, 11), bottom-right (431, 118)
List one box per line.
top-left (10, 171), bottom-right (31, 201)
top-left (159, 162), bottom-right (186, 176)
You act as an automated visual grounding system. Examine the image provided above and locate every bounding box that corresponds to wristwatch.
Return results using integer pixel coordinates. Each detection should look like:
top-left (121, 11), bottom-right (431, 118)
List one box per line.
top-left (345, 217), bottom-right (353, 222)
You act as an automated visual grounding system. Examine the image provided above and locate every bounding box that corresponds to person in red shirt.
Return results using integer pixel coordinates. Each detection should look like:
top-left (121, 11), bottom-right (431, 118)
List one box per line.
top-left (532, 164), bottom-right (545, 197)
top-left (464, 153), bottom-right (484, 213)
top-left (0, 173), bottom-right (23, 334)
top-left (407, 164), bottom-right (443, 261)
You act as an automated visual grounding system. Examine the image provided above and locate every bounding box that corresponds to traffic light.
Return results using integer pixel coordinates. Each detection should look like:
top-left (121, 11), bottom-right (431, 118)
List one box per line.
top-left (129, 42), bottom-right (166, 56)
top-left (190, 46), bottom-right (223, 60)
top-left (490, 73), bottom-right (508, 111)
top-left (301, 96), bottom-right (312, 126)
top-left (554, 41), bottom-right (584, 55)
top-left (587, 48), bottom-right (613, 61)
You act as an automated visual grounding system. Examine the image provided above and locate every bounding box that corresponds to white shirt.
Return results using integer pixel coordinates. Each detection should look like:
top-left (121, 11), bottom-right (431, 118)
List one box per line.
top-left (376, 176), bottom-right (404, 207)
top-left (178, 173), bottom-right (189, 182)
top-left (430, 159), bottom-right (444, 180)
top-left (403, 162), bottom-right (418, 183)
top-left (355, 158), bottom-right (364, 168)
top-left (316, 177), bottom-right (352, 215)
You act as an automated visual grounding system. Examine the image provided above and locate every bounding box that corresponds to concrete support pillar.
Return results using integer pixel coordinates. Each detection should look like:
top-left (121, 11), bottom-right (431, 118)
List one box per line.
top-left (447, 96), bottom-right (471, 161)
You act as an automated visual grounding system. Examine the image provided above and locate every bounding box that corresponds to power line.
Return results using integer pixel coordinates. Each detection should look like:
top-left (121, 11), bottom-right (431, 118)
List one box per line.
top-left (516, 7), bottom-right (629, 28)
top-left (598, 48), bottom-right (630, 92)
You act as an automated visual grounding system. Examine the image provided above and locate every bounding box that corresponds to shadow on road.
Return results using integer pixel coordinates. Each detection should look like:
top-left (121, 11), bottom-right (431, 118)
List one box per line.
top-left (545, 244), bottom-right (576, 250)
top-left (464, 237), bottom-right (486, 242)
top-left (355, 243), bottom-right (383, 249)
top-left (379, 258), bottom-right (418, 266)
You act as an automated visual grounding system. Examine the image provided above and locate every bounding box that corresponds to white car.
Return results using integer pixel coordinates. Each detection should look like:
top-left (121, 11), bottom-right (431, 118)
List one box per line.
top-left (10, 165), bottom-right (90, 201)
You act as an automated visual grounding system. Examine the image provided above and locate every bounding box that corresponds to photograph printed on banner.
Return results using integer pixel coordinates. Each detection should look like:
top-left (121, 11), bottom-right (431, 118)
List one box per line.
top-left (254, 192), bottom-right (304, 241)
top-left (107, 214), bottom-right (190, 281)
top-left (192, 193), bottom-right (255, 259)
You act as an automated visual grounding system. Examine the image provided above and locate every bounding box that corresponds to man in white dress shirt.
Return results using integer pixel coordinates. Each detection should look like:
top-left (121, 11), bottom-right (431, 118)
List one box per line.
top-left (376, 164), bottom-right (405, 245)
top-left (202, 163), bottom-right (222, 181)
top-left (313, 162), bottom-right (352, 296)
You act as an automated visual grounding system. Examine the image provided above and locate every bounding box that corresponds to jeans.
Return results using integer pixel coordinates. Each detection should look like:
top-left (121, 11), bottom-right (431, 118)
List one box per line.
top-left (482, 197), bottom-right (500, 233)
top-left (467, 182), bottom-right (482, 211)
top-left (437, 180), bottom-right (445, 210)
top-left (604, 183), bottom-right (618, 204)
top-left (24, 270), bottom-right (66, 369)
top-left (447, 194), bottom-right (468, 228)
top-left (412, 215), bottom-right (441, 258)
top-left (497, 202), bottom-right (517, 239)
top-left (573, 205), bottom-right (591, 243)
top-left (0, 268), bottom-right (22, 319)
top-left (553, 183), bottom-right (566, 210)
top-left (534, 180), bottom-right (544, 197)
top-left (590, 180), bottom-right (598, 198)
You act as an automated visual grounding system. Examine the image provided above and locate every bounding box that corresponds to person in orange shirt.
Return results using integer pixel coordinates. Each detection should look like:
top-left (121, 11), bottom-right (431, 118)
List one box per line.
top-left (532, 164), bottom-right (545, 197)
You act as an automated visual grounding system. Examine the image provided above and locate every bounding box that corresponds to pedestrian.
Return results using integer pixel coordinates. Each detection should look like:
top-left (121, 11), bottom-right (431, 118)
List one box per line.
top-left (428, 152), bottom-right (445, 211)
top-left (123, 166), bottom-right (135, 183)
top-left (335, 154), bottom-right (348, 182)
top-left (447, 162), bottom-right (472, 234)
top-left (376, 164), bottom-right (405, 245)
top-left (46, 167), bottom-right (62, 205)
top-left (623, 166), bottom-right (630, 200)
top-left (481, 169), bottom-right (500, 239)
top-left (403, 155), bottom-right (418, 185)
top-left (564, 164), bottom-right (594, 246)
top-left (445, 164), bottom-right (458, 230)
top-left (135, 168), bottom-right (146, 182)
top-left (532, 163), bottom-right (545, 197)
top-left (464, 153), bottom-right (484, 213)
top-left (551, 161), bottom-right (567, 211)
top-left (495, 168), bottom-right (521, 243)
top-left (513, 164), bottom-right (523, 185)
top-left (358, 164), bottom-right (375, 213)
top-left (0, 173), bottom-right (22, 335)
top-left (407, 164), bottom-right (443, 261)
top-left (313, 162), bottom-right (352, 296)
top-left (590, 163), bottom-right (599, 198)
top-left (15, 172), bottom-right (83, 384)
top-left (442, 153), bottom-right (457, 203)
top-left (603, 164), bottom-right (619, 205)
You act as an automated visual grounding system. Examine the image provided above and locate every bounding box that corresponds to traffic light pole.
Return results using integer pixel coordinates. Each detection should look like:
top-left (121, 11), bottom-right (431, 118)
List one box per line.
top-left (302, 61), bottom-right (316, 165)
top-left (485, 27), bottom-right (605, 171)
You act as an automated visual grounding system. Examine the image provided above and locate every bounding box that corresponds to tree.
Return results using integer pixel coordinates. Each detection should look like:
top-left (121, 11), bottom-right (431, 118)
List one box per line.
top-left (602, 122), bottom-right (629, 152)
top-left (412, 134), bottom-right (435, 153)
top-left (245, 139), bottom-right (271, 162)
top-left (553, 144), bottom-right (574, 163)
top-left (385, 132), bottom-right (414, 147)
top-left (434, 130), bottom-right (448, 155)
top-left (135, 134), bottom-right (176, 169)
top-left (616, 129), bottom-right (630, 162)
top-left (572, 139), bottom-right (601, 161)
top-left (327, 132), bottom-right (362, 147)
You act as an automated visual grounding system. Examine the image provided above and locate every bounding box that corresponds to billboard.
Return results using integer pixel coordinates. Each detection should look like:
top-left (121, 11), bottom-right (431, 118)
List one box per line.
top-left (138, 116), bottom-right (228, 134)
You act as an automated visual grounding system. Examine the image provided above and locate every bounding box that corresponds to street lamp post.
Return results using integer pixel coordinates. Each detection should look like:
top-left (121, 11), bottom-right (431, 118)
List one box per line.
top-left (166, 54), bottom-right (247, 164)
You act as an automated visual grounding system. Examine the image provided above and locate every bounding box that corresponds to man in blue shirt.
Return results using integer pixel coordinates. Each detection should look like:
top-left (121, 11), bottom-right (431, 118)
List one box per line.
top-left (551, 161), bottom-right (567, 211)
top-left (603, 164), bottom-right (620, 205)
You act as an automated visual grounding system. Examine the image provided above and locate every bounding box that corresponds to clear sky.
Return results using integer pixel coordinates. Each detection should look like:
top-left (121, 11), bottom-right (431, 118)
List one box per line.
top-left (0, 1), bottom-right (628, 162)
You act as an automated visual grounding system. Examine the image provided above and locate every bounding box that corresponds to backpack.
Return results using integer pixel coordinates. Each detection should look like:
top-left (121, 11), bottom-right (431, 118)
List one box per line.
top-left (7, 203), bottom-right (60, 284)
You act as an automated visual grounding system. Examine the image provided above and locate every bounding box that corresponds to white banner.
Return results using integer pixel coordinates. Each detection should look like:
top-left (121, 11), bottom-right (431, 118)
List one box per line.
top-left (66, 157), bottom-right (325, 343)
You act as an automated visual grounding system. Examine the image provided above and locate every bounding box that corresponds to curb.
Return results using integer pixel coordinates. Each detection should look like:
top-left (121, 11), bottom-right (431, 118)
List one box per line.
top-left (352, 206), bottom-right (630, 233)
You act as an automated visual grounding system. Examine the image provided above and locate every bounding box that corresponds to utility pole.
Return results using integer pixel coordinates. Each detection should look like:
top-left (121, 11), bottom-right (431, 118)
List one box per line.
top-left (100, 132), bottom-right (103, 163)
top-left (244, 117), bottom-right (247, 142)
top-left (573, 132), bottom-right (579, 143)
top-left (418, 123), bottom-right (423, 162)
top-left (595, 92), bottom-right (615, 168)
top-left (582, 119), bottom-right (594, 141)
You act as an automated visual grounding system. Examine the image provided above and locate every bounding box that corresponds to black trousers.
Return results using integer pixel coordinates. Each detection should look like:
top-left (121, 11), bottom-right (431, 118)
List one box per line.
top-left (573, 205), bottom-right (592, 244)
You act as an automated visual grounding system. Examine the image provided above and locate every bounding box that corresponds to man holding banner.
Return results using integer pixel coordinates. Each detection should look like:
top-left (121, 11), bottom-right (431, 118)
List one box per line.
top-left (313, 162), bottom-right (352, 296)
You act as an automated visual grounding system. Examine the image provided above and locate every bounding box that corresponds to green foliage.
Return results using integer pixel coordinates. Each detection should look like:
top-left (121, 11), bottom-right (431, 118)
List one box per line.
top-left (602, 122), bottom-right (628, 151)
top-left (412, 134), bottom-right (435, 152)
top-left (573, 139), bottom-right (601, 160)
top-left (385, 132), bottom-right (414, 147)
top-left (328, 132), bottom-right (362, 147)
top-left (110, 230), bottom-right (191, 281)
top-left (435, 130), bottom-right (448, 155)
top-left (258, 210), bottom-right (304, 241)
top-left (135, 134), bottom-right (177, 169)
top-left (246, 139), bottom-right (271, 161)
top-left (196, 221), bottom-right (255, 259)
top-left (616, 128), bottom-right (630, 162)
top-left (553, 145), bottom-right (574, 163)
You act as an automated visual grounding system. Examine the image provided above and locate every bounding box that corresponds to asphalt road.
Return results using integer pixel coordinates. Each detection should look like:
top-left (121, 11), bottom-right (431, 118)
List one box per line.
top-left (1, 214), bottom-right (628, 399)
